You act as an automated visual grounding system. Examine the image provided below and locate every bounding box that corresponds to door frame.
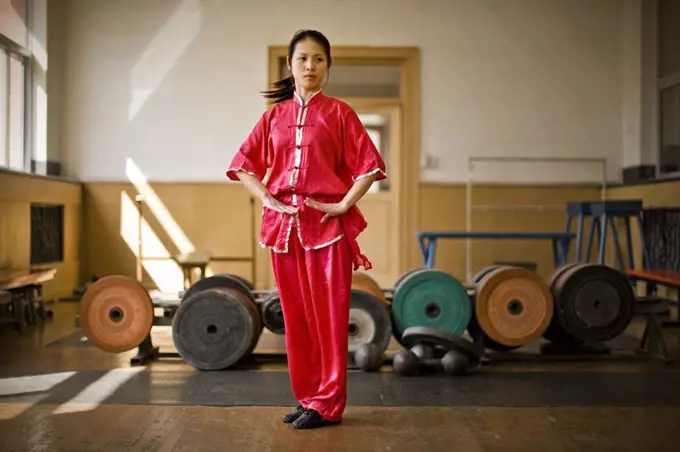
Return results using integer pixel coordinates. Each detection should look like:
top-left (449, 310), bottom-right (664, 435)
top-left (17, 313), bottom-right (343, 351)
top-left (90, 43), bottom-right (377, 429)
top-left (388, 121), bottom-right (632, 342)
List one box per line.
top-left (265, 46), bottom-right (421, 285)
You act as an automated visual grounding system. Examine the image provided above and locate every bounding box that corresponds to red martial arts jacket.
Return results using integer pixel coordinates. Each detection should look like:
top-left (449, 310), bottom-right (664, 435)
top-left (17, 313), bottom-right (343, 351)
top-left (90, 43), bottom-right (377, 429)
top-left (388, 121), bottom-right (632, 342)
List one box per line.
top-left (226, 91), bottom-right (387, 270)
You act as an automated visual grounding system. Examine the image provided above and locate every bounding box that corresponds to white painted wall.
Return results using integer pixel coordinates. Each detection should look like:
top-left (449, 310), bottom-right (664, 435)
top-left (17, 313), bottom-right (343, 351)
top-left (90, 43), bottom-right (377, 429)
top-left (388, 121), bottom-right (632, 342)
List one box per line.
top-left (55, 0), bottom-right (639, 184)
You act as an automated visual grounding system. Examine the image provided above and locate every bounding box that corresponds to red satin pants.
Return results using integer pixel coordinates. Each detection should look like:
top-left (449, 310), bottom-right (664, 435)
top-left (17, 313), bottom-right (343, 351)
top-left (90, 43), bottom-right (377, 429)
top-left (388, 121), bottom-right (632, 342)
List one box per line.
top-left (271, 227), bottom-right (353, 422)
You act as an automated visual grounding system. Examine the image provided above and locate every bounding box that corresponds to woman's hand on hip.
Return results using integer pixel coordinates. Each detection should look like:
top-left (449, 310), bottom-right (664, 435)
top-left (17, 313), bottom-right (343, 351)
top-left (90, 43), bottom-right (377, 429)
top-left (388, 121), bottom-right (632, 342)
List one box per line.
top-left (261, 192), bottom-right (298, 215)
top-left (304, 198), bottom-right (350, 223)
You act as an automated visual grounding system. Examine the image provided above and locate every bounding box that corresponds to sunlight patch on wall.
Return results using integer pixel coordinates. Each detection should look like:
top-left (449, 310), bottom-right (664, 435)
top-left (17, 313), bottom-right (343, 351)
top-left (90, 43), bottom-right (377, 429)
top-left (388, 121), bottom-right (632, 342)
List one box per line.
top-left (125, 157), bottom-right (195, 255)
top-left (120, 190), bottom-right (184, 292)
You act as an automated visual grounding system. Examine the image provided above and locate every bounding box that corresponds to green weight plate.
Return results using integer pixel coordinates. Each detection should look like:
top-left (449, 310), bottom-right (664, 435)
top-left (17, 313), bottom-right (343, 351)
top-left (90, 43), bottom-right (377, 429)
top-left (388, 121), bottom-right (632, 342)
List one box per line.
top-left (391, 268), bottom-right (471, 345)
top-left (394, 268), bottom-right (422, 290)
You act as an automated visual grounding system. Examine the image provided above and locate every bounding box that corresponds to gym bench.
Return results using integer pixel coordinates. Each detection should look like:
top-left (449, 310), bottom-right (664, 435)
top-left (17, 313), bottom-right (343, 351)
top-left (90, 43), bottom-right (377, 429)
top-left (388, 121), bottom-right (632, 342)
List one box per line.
top-left (416, 230), bottom-right (574, 273)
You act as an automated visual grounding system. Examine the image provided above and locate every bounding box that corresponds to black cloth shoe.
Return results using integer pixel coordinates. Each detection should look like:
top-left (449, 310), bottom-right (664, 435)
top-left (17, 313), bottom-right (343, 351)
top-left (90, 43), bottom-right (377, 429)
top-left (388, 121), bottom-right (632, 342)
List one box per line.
top-left (291, 409), bottom-right (340, 430)
top-left (281, 404), bottom-right (305, 424)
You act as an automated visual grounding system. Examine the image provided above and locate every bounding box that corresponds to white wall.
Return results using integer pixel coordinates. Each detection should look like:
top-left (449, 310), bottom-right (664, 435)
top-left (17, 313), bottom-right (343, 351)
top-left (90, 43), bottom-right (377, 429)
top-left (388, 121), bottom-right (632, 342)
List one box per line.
top-left (56, 0), bottom-right (636, 184)
top-left (0, 0), bottom-right (28, 47)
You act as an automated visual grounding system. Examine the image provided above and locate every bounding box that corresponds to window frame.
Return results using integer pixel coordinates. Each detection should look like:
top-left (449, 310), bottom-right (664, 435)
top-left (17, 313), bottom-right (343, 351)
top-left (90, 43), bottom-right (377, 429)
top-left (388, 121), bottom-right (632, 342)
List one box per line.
top-left (658, 73), bottom-right (680, 178)
top-left (0, 1), bottom-right (33, 174)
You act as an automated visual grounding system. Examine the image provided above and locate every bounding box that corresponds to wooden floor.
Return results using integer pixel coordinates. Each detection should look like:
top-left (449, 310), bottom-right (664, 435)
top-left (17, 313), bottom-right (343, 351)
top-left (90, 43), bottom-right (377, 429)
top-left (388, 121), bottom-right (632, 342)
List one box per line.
top-left (1, 301), bottom-right (679, 452)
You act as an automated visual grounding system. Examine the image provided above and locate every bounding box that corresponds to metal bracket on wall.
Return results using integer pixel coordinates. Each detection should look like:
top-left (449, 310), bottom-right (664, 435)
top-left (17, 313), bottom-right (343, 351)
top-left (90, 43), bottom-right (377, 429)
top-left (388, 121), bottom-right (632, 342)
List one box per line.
top-left (464, 156), bottom-right (609, 282)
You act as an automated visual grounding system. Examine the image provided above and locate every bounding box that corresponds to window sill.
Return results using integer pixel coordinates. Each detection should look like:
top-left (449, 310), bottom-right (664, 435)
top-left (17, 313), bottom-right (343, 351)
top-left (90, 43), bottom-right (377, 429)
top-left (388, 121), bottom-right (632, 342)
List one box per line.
top-left (0, 166), bottom-right (82, 186)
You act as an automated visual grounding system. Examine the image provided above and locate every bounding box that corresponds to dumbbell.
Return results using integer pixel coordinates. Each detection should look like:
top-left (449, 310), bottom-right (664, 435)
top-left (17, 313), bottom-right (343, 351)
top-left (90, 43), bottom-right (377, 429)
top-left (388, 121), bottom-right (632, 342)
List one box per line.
top-left (392, 345), bottom-right (470, 376)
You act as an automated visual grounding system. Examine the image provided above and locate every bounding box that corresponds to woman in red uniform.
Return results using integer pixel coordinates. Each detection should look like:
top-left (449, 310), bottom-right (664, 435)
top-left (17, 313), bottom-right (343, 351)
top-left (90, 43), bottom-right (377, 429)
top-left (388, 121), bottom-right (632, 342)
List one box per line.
top-left (226, 29), bottom-right (386, 430)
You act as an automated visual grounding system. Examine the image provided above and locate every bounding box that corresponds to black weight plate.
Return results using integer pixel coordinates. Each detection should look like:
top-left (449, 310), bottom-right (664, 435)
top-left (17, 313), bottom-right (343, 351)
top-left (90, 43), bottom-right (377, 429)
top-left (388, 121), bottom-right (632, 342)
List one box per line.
top-left (260, 292), bottom-right (285, 335)
top-left (542, 263), bottom-right (587, 345)
top-left (401, 326), bottom-right (480, 366)
top-left (172, 287), bottom-right (258, 370)
top-left (236, 289), bottom-right (263, 357)
top-left (348, 289), bottom-right (392, 366)
top-left (229, 274), bottom-right (255, 291)
top-left (182, 274), bottom-right (255, 305)
top-left (555, 263), bottom-right (635, 343)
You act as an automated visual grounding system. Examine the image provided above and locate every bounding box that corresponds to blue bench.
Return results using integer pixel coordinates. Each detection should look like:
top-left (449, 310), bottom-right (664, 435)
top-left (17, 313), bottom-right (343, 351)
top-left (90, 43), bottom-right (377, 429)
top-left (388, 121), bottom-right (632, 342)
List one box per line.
top-left (416, 230), bottom-right (575, 269)
top-left (565, 199), bottom-right (650, 272)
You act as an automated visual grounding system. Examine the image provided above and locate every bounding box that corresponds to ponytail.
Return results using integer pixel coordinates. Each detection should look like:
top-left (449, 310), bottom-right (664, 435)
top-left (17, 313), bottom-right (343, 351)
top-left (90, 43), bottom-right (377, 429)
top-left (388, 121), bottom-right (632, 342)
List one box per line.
top-left (261, 76), bottom-right (295, 104)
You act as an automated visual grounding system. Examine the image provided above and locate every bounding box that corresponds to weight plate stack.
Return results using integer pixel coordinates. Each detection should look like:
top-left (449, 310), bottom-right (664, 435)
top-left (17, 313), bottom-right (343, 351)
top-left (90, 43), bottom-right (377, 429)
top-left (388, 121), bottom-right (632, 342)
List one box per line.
top-left (260, 291), bottom-right (285, 335)
top-left (550, 263), bottom-right (636, 344)
top-left (392, 268), bottom-right (422, 291)
top-left (542, 262), bottom-right (589, 345)
top-left (352, 271), bottom-right (388, 305)
top-left (472, 265), bottom-right (553, 350)
top-left (182, 274), bottom-right (256, 305)
top-left (391, 268), bottom-right (472, 346)
top-left (172, 281), bottom-right (262, 370)
top-left (468, 264), bottom-right (517, 352)
top-left (79, 275), bottom-right (154, 353)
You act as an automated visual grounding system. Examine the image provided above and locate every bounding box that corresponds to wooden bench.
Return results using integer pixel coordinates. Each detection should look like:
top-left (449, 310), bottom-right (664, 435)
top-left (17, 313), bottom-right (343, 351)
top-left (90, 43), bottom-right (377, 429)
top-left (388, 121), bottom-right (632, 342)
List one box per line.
top-left (627, 269), bottom-right (680, 364)
top-left (0, 268), bottom-right (56, 333)
top-left (173, 251), bottom-right (212, 290)
top-left (628, 269), bottom-right (680, 323)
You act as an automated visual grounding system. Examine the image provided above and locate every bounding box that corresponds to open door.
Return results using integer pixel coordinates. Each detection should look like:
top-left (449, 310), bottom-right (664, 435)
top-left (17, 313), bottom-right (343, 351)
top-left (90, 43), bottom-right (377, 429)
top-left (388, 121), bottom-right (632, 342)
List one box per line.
top-left (345, 99), bottom-right (403, 287)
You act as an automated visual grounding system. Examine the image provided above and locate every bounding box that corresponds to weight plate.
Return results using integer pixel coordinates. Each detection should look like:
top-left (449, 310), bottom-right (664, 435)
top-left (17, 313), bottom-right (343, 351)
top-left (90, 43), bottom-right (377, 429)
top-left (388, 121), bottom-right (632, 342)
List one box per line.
top-left (352, 272), bottom-right (387, 304)
top-left (348, 289), bottom-right (392, 356)
top-left (547, 262), bottom-right (582, 289)
top-left (474, 266), bottom-right (554, 347)
top-left (230, 274), bottom-right (255, 291)
top-left (401, 326), bottom-right (480, 367)
top-left (553, 263), bottom-right (635, 343)
top-left (79, 275), bottom-right (154, 353)
top-left (471, 265), bottom-right (504, 285)
top-left (542, 262), bottom-right (589, 344)
top-left (468, 264), bottom-right (519, 352)
top-left (393, 268), bottom-right (422, 290)
top-left (172, 287), bottom-right (259, 370)
top-left (391, 268), bottom-right (472, 344)
top-left (240, 289), bottom-right (263, 358)
top-left (260, 292), bottom-right (285, 334)
top-left (182, 274), bottom-right (255, 305)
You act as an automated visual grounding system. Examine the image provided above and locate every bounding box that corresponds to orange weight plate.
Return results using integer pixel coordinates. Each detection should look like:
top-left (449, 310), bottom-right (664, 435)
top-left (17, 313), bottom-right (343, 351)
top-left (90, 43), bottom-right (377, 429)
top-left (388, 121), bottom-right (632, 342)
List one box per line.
top-left (475, 266), bottom-right (553, 347)
top-left (79, 275), bottom-right (154, 353)
top-left (351, 272), bottom-right (387, 304)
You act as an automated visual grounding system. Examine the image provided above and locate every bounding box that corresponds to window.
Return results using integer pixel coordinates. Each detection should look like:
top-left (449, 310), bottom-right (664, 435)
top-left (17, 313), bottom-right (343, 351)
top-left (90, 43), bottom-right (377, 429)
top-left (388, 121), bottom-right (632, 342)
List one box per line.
top-left (0, 45), bottom-right (28, 171)
top-left (1, 0), bottom-right (30, 172)
top-left (660, 83), bottom-right (680, 174)
top-left (657, 0), bottom-right (680, 176)
top-left (365, 128), bottom-right (382, 194)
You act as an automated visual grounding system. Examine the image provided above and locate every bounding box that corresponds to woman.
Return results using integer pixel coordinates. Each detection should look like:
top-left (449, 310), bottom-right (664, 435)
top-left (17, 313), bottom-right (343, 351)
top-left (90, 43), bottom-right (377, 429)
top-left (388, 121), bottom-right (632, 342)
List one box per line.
top-left (226, 29), bottom-right (386, 430)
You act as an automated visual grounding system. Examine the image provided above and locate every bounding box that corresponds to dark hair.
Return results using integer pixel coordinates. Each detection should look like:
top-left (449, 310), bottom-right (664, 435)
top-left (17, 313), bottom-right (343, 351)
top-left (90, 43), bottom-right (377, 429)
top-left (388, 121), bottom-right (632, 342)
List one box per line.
top-left (262, 29), bottom-right (332, 104)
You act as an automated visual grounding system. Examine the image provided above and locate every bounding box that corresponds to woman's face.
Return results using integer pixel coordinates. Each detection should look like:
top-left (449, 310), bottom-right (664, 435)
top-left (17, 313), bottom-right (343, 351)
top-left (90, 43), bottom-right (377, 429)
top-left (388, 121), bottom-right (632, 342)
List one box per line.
top-left (288, 38), bottom-right (329, 93)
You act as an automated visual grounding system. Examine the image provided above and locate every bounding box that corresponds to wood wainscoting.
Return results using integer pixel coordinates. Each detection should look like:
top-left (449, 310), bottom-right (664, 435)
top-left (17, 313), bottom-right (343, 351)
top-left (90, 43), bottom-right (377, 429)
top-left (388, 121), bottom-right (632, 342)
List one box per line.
top-left (0, 170), bottom-right (82, 301)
